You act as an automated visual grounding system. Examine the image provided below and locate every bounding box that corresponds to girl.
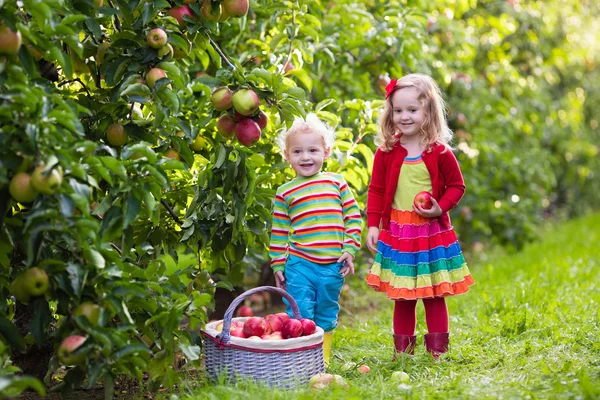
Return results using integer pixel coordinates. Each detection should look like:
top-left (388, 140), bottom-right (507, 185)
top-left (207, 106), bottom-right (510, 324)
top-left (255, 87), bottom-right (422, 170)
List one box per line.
top-left (269, 113), bottom-right (362, 366)
top-left (366, 74), bottom-right (474, 359)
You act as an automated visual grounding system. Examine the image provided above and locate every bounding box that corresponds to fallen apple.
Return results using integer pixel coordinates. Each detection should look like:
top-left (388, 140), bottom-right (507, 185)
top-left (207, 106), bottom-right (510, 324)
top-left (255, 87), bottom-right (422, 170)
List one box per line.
top-left (358, 364), bottom-right (370, 374)
top-left (390, 370), bottom-right (410, 383)
top-left (309, 373), bottom-right (334, 390)
top-left (413, 191), bottom-right (433, 210)
top-left (332, 374), bottom-right (350, 388)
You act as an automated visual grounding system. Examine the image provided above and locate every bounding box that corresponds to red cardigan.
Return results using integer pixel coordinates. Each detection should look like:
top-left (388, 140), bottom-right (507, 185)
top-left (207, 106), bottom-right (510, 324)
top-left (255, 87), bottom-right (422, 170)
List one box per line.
top-left (367, 143), bottom-right (465, 230)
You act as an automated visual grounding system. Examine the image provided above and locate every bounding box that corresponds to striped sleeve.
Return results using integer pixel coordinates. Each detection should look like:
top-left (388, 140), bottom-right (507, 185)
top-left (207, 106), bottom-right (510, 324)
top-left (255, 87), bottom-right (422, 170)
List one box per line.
top-left (269, 191), bottom-right (290, 272)
top-left (339, 177), bottom-right (363, 256)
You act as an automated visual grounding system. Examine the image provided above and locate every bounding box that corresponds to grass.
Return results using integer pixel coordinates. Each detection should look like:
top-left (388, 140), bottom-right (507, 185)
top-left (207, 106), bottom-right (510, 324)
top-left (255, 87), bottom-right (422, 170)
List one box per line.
top-left (168, 213), bottom-right (600, 399)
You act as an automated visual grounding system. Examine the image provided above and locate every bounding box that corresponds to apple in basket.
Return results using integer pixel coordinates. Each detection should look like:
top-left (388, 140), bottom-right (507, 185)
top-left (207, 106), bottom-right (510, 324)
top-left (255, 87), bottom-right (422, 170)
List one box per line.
top-left (281, 319), bottom-right (303, 339)
top-left (230, 325), bottom-right (246, 338)
top-left (299, 318), bottom-right (316, 336)
top-left (413, 191), bottom-right (433, 210)
top-left (247, 336), bottom-right (262, 340)
top-left (265, 314), bottom-right (284, 332)
top-left (265, 331), bottom-right (283, 340)
top-left (275, 312), bottom-right (291, 323)
top-left (243, 317), bottom-right (266, 337)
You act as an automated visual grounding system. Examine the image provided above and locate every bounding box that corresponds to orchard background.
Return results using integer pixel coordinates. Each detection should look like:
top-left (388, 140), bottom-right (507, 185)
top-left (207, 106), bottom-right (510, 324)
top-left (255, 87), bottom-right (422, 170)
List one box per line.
top-left (0, 0), bottom-right (598, 398)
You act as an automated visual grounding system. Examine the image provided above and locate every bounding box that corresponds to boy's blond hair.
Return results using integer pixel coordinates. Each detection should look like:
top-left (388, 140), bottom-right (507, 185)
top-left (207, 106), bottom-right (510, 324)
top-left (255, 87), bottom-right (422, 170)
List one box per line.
top-left (377, 73), bottom-right (453, 152)
top-left (276, 113), bottom-right (335, 152)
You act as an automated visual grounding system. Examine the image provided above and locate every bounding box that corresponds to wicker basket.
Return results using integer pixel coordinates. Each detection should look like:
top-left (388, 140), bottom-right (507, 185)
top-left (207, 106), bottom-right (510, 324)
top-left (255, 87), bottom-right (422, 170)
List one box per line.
top-left (201, 286), bottom-right (325, 389)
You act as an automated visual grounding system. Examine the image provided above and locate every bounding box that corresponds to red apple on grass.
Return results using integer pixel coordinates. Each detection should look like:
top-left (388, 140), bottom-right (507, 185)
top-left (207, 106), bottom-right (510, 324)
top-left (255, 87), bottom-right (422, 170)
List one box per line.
top-left (309, 373), bottom-right (334, 390)
top-left (235, 119), bottom-right (261, 146)
top-left (413, 191), bottom-right (433, 210)
top-left (216, 114), bottom-right (237, 138)
top-left (281, 319), bottom-right (303, 339)
top-left (0, 25), bottom-right (22, 55)
top-left (168, 5), bottom-right (194, 26)
top-left (210, 87), bottom-right (233, 111)
top-left (243, 317), bottom-right (266, 338)
top-left (31, 164), bottom-right (63, 195)
top-left (236, 305), bottom-right (253, 317)
top-left (57, 335), bottom-right (87, 366)
top-left (9, 173), bottom-right (37, 203)
top-left (223, 0), bottom-right (250, 18)
top-left (232, 89), bottom-right (260, 116)
top-left (358, 365), bottom-right (371, 374)
top-left (299, 318), bottom-right (316, 336)
top-left (147, 28), bottom-right (168, 49)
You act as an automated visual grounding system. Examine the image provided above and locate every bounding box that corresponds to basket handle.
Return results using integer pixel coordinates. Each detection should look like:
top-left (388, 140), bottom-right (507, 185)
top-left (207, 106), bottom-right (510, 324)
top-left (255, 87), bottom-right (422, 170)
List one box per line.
top-left (216, 285), bottom-right (302, 344)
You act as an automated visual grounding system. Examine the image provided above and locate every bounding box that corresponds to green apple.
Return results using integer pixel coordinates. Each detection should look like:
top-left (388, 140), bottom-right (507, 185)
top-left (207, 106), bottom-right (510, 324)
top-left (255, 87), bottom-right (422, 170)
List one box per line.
top-left (0, 25), bottom-right (22, 55)
top-left (390, 370), bottom-right (410, 383)
top-left (164, 148), bottom-right (180, 160)
top-left (232, 89), bottom-right (260, 116)
top-left (96, 42), bottom-right (111, 65)
top-left (210, 87), bottom-right (233, 111)
top-left (57, 335), bottom-right (87, 366)
top-left (10, 267), bottom-right (49, 304)
top-left (93, 0), bottom-right (103, 6)
top-left (9, 172), bottom-right (37, 203)
top-left (147, 28), bottom-right (168, 49)
top-left (30, 164), bottom-right (63, 195)
top-left (222, 0), bottom-right (249, 18)
top-left (146, 68), bottom-right (167, 89)
top-left (106, 124), bottom-right (128, 147)
top-left (157, 43), bottom-right (173, 59)
top-left (73, 302), bottom-right (101, 326)
top-left (190, 135), bottom-right (208, 151)
top-left (201, 0), bottom-right (222, 21)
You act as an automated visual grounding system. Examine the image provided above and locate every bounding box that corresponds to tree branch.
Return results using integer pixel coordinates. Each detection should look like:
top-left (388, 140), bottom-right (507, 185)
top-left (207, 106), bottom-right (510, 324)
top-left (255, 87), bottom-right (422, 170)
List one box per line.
top-left (161, 199), bottom-right (182, 225)
top-left (206, 33), bottom-right (235, 70)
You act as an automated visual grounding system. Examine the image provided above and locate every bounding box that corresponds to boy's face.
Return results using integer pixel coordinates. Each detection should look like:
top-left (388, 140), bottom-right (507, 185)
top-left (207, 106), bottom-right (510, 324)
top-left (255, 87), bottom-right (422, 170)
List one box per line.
top-left (284, 131), bottom-right (330, 178)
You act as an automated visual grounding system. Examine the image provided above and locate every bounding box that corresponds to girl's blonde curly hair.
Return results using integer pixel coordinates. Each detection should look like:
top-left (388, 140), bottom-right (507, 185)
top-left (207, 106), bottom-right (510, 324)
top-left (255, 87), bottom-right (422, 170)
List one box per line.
top-left (377, 73), bottom-right (453, 152)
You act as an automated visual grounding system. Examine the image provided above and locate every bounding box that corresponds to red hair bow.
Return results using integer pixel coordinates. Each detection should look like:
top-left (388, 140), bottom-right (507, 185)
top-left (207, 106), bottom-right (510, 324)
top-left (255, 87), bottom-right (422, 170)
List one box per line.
top-left (385, 78), bottom-right (398, 99)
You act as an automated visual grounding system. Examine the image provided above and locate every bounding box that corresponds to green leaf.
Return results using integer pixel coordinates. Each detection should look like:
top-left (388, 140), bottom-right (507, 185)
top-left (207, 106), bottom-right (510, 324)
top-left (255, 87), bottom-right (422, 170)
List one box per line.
top-left (123, 193), bottom-right (142, 229)
top-left (0, 376), bottom-right (46, 397)
top-left (0, 317), bottom-right (25, 351)
top-left (29, 297), bottom-right (51, 347)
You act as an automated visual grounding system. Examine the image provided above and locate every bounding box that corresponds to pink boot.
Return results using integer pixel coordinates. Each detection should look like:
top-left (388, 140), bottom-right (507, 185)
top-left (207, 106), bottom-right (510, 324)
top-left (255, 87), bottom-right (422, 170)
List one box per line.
top-left (393, 334), bottom-right (417, 360)
top-left (424, 332), bottom-right (449, 359)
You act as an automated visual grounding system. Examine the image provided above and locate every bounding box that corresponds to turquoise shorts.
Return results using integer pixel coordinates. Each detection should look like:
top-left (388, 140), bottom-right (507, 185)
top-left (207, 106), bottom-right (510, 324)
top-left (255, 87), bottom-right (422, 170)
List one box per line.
top-left (282, 254), bottom-right (345, 332)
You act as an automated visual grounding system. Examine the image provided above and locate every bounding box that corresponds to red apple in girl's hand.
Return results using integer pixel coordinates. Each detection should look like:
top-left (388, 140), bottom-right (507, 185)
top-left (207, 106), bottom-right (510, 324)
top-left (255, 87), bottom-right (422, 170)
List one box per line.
top-left (299, 318), bottom-right (317, 336)
top-left (243, 317), bottom-right (266, 337)
top-left (265, 314), bottom-right (283, 332)
top-left (281, 319), bottom-right (303, 338)
top-left (413, 191), bottom-right (433, 210)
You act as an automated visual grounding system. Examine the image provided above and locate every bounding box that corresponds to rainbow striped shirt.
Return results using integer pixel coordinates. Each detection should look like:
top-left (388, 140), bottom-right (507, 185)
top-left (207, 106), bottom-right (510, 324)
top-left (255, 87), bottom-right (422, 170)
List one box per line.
top-left (269, 172), bottom-right (362, 272)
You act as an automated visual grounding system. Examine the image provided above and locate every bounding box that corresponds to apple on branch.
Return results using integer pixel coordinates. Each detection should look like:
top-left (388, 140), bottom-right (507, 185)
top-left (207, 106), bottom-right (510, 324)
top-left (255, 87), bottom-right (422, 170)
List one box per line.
top-left (106, 124), bottom-right (128, 147)
top-left (232, 89), bottom-right (260, 116)
top-left (235, 119), bottom-right (261, 147)
top-left (0, 25), bottom-right (22, 56)
top-left (73, 302), bottom-right (101, 326)
top-left (10, 267), bottom-right (50, 304)
top-left (201, 0), bottom-right (223, 21)
top-left (216, 114), bottom-right (237, 138)
top-left (30, 164), bottom-right (63, 195)
top-left (57, 335), bottom-right (87, 366)
top-left (223, 0), bottom-right (250, 18)
top-left (146, 68), bottom-right (168, 89)
top-left (147, 28), bottom-right (168, 49)
top-left (9, 172), bottom-right (37, 203)
top-left (210, 87), bottom-right (233, 111)
top-left (168, 5), bottom-right (194, 26)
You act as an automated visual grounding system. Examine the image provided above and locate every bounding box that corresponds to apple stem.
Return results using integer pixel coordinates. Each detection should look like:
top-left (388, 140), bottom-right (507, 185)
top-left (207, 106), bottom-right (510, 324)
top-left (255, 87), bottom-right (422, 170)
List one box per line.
top-left (206, 34), bottom-right (235, 70)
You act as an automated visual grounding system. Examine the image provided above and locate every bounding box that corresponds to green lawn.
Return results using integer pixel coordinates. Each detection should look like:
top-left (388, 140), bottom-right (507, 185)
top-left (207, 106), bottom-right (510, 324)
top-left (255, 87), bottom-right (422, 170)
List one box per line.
top-left (172, 213), bottom-right (600, 399)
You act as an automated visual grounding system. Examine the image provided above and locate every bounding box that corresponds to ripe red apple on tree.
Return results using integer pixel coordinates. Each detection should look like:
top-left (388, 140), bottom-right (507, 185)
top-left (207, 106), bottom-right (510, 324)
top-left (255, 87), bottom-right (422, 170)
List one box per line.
top-left (299, 318), bottom-right (316, 336)
top-left (216, 114), bottom-right (237, 138)
top-left (223, 0), bottom-right (250, 18)
top-left (281, 319), bottom-right (303, 338)
top-left (73, 302), bottom-right (101, 326)
top-left (10, 267), bottom-right (49, 304)
top-left (235, 119), bottom-right (261, 147)
top-left (146, 68), bottom-right (167, 89)
top-left (57, 335), bottom-right (87, 366)
top-left (255, 111), bottom-right (268, 130)
top-left (243, 317), bottom-right (266, 338)
top-left (236, 305), bottom-right (253, 317)
top-left (168, 5), bottom-right (194, 26)
top-left (106, 124), bottom-right (128, 147)
top-left (9, 172), bottom-right (37, 203)
top-left (0, 25), bottom-right (22, 55)
top-left (413, 191), bottom-right (433, 210)
top-left (232, 89), bottom-right (260, 116)
top-left (147, 28), bottom-right (168, 49)
top-left (31, 164), bottom-right (63, 195)
top-left (210, 87), bottom-right (233, 111)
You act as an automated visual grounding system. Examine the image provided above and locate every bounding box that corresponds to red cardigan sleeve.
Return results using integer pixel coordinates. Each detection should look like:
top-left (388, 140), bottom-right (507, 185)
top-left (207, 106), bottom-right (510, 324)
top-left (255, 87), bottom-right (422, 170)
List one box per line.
top-left (437, 149), bottom-right (466, 213)
top-left (367, 148), bottom-right (387, 228)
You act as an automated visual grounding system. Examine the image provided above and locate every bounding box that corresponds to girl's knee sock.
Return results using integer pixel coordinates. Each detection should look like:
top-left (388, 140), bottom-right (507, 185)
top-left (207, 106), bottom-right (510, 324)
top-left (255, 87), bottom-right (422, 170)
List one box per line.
top-left (423, 297), bottom-right (449, 333)
top-left (393, 300), bottom-right (417, 335)
top-left (323, 332), bottom-right (333, 367)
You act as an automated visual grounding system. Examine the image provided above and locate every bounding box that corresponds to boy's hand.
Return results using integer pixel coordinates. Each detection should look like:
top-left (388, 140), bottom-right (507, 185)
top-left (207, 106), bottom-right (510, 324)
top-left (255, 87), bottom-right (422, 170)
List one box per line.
top-left (338, 252), bottom-right (355, 277)
top-left (366, 226), bottom-right (380, 253)
top-left (274, 271), bottom-right (286, 290)
top-left (413, 197), bottom-right (443, 218)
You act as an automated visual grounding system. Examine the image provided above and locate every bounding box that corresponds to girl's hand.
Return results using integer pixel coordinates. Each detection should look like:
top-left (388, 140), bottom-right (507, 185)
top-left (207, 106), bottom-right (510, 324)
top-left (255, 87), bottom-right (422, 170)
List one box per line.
top-left (338, 252), bottom-right (355, 277)
top-left (413, 197), bottom-right (443, 218)
top-left (274, 271), bottom-right (286, 291)
top-left (366, 226), bottom-right (380, 253)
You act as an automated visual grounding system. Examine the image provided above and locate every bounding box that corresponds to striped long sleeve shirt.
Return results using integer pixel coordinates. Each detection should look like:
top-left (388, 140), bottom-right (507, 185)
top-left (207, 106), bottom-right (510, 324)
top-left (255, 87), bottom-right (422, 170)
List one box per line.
top-left (269, 172), bottom-right (363, 272)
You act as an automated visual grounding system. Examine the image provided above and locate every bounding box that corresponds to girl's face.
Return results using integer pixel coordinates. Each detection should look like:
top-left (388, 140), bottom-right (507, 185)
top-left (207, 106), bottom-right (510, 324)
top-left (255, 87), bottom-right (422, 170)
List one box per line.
top-left (284, 130), bottom-right (330, 178)
top-left (390, 87), bottom-right (426, 138)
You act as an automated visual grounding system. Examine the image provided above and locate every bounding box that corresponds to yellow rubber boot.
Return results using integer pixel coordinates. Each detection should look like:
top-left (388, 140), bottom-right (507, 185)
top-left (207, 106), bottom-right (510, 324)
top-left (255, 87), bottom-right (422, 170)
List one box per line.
top-left (323, 332), bottom-right (333, 367)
